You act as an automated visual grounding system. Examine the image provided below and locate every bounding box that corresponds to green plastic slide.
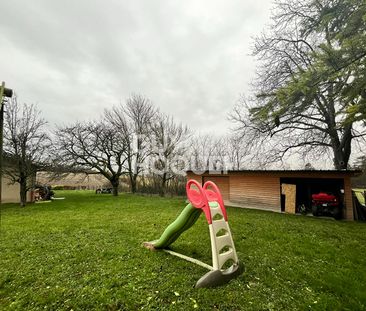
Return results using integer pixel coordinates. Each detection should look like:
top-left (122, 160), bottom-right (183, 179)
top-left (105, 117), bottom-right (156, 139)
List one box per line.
top-left (153, 203), bottom-right (202, 249)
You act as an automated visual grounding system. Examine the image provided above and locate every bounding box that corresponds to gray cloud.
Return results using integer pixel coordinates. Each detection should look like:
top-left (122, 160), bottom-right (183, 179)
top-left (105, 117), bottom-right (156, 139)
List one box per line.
top-left (0, 0), bottom-right (273, 134)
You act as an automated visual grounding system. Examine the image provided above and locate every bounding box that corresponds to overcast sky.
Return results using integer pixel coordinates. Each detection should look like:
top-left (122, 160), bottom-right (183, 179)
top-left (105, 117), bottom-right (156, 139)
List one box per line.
top-left (0, 0), bottom-right (273, 134)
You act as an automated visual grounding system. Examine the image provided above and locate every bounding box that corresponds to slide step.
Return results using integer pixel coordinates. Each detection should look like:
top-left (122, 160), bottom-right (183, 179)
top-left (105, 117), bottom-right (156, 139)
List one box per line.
top-left (216, 234), bottom-right (233, 251)
top-left (218, 249), bottom-right (235, 269)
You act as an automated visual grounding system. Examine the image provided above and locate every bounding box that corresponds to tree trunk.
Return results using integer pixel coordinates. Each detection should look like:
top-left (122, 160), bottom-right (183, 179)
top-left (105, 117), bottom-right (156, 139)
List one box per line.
top-left (127, 154), bottom-right (138, 193)
top-left (332, 126), bottom-right (352, 170)
top-left (19, 178), bottom-right (27, 207)
top-left (110, 179), bottom-right (119, 196)
top-left (159, 173), bottom-right (167, 197)
top-left (333, 149), bottom-right (350, 170)
top-left (130, 174), bottom-right (137, 193)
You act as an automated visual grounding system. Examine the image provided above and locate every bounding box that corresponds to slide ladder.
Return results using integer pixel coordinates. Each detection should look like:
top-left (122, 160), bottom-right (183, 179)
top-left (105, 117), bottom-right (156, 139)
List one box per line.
top-left (208, 201), bottom-right (238, 271)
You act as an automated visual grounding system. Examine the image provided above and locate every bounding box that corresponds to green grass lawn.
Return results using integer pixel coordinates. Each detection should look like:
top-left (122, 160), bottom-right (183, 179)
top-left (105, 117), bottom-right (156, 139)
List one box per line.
top-left (1, 191), bottom-right (366, 310)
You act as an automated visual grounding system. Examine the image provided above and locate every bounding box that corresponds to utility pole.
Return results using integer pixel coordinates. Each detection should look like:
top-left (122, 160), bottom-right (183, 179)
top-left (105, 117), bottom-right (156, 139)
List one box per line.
top-left (0, 82), bottom-right (13, 203)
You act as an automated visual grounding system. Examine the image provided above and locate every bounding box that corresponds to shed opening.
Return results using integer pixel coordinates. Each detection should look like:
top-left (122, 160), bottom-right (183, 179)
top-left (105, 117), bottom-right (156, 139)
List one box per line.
top-left (280, 178), bottom-right (344, 219)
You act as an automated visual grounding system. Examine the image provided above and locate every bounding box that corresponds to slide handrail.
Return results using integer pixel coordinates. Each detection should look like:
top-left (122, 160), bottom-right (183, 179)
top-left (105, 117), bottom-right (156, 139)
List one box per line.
top-left (186, 179), bottom-right (212, 223)
top-left (202, 180), bottom-right (227, 221)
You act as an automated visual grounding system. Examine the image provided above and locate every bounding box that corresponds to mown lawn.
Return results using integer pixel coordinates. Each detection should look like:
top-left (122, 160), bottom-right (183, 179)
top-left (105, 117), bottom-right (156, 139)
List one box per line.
top-left (1, 191), bottom-right (366, 310)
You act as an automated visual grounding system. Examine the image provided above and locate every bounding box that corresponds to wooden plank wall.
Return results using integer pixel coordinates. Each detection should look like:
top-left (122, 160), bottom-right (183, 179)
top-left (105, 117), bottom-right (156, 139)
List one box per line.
top-left (203, 176), bottom-right (230, 201)
top-left (229, 174), bottom-right (281, 211)
top-left (186, 172), bottom-right (202, 185)
top-left (343, 176), bottom-right (354, 220)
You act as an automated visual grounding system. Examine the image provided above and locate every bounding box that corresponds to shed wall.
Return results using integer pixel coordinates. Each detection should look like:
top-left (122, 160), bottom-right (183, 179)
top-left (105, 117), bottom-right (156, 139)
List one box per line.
top-left (343, 176), bottom-right (353, 220)
top-left (202, 176), bottom-right (230, 201)
top-left (229, 174), bottom-right (281, 211)
top-left (186, 172), bottom-right (202, 185)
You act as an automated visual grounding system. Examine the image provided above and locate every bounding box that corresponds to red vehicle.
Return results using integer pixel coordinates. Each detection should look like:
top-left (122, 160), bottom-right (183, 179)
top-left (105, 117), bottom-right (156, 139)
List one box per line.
top-left (311, 192), bottom-right (342, 219)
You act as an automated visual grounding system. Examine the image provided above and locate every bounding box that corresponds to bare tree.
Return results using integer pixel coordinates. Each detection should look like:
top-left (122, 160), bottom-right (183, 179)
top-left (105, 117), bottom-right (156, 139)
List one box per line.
top-left (226, 134), bottom-right (249, 170)
top-left (56, 117), bottom-right (128, 196)
top-left (209, 137), bottom-right (227, 171)
top-left (189, 134), bottom-right (216, 171)
top-left (106, 94), bottom-right (157, 193)
top-left (4, 96), bottom-right (50, 206)
top-left (188, 133), bottom-right (250, 171)
top-left (149, 114), bottom-right (190, 196)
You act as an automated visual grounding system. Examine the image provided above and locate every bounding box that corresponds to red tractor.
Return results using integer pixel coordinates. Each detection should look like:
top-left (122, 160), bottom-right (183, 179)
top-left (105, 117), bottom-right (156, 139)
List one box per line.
top-left (311, 192), bottom-right (342, 219)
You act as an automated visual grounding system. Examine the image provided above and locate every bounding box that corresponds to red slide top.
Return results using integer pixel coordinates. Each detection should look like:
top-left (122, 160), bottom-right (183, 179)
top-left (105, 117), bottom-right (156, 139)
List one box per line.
top-left (186, 179), bottom-right (228, 224)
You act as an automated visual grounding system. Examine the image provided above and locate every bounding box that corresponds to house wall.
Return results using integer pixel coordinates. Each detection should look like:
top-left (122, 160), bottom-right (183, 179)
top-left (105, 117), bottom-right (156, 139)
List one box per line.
top-left (1, 176), bottom-right (33, 203)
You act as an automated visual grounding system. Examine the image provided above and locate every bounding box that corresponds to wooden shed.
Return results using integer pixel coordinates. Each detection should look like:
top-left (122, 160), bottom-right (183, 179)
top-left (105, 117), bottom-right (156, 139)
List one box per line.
top-left (186, 170), bottom-right (361, 221)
